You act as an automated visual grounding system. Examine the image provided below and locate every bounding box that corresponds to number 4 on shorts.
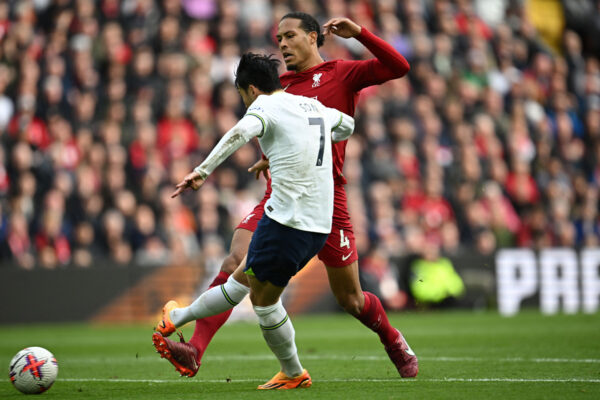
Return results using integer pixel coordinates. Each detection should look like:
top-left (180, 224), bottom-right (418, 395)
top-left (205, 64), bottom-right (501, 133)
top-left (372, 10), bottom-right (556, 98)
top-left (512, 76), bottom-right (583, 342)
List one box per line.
top-left (339, 229), bottom-right (350, 249)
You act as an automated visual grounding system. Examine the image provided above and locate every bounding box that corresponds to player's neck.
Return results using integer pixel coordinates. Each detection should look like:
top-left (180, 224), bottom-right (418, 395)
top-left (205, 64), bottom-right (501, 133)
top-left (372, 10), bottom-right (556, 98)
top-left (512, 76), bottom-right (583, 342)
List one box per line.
top-left (248, 89), bottom-right (283, 105)
top-left (296, 53), bottom-right (324, 73)
top-left (263, 89), bottom-right (284, 97)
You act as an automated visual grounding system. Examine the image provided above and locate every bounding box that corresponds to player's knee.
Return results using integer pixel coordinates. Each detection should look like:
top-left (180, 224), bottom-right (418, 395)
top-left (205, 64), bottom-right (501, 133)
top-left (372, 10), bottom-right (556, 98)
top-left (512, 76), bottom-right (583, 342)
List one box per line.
top-left (248, 291), bottom-right (257, 305)
top-left (220, 253), bottom-right (240, 274)
top-left (336, 293), bottom-right (362, 316)
top-left (248, 291), bottom-right (265, 307)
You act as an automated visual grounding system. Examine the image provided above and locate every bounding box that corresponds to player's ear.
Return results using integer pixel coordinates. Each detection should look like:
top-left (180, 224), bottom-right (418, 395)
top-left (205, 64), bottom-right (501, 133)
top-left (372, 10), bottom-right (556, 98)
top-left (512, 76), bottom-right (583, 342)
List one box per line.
top-left (308, 31), bottom-right (317, 45)
top-left (249, 84), bottom-right (259, 97)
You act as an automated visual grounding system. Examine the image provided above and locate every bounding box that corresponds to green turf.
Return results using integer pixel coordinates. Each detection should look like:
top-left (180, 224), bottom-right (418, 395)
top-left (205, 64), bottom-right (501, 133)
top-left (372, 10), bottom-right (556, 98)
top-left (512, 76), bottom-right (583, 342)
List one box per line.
top-left (1, 311), bottom-right (599, 399)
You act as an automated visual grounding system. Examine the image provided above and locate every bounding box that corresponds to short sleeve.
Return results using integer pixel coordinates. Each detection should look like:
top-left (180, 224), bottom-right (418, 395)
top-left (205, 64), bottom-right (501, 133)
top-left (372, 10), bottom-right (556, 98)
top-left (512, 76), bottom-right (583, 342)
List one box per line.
top-left (245, 95), bottom-right (274, 138)
top-left (324, 106), bottom-right (354, 142)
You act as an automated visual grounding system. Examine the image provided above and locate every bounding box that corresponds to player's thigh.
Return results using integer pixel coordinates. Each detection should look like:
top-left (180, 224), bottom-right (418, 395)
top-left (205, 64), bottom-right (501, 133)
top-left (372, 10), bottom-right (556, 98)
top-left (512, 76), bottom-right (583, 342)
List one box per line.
top-left (231, 255), bottom-right (250, 287)
top-left (247, 275), bottom-right (285, 307)
top-left (321, 208), bottom-right (363, 311)
top-left (247, 215), bottom-right (327, 288)
top-left (318, 185), bottom-right (358, 267)
top-left (224, 198), bottom-right (266, 273)
top-left (221, 228), bottom-right (253, 274)
top-left (318, 225), bottom-right (358, 267)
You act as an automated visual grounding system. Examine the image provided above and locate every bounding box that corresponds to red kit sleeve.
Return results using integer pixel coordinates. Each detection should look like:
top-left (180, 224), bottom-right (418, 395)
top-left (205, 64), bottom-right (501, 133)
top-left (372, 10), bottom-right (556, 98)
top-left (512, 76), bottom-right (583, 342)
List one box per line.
top-left (336, 27), bottom-right (410, 91)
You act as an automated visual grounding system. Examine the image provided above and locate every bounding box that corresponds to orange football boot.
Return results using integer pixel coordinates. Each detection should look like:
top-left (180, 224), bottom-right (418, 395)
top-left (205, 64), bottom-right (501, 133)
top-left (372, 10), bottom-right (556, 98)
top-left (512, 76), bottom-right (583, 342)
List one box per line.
top-left (257, 369), bottom-right (312, 390)
top-left (155, 300), bottom-right (179, 337)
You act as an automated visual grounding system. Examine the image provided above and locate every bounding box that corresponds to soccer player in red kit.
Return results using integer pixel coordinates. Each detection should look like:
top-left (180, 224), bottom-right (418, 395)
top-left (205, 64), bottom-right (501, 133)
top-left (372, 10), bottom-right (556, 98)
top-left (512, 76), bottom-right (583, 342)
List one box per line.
top-left (153, 12), bottom-right (417, 379)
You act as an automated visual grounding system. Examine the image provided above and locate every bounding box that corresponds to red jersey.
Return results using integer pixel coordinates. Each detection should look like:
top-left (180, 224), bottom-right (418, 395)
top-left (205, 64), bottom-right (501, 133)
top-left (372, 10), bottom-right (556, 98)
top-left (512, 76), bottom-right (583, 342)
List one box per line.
top-left (279, 27), bottom-right (410, 184)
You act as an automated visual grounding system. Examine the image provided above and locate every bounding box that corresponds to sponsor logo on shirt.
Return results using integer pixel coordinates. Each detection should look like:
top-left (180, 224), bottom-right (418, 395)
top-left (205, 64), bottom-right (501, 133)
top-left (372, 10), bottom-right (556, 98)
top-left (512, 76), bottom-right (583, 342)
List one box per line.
top-left (249, 106), bottom-right (265, 113)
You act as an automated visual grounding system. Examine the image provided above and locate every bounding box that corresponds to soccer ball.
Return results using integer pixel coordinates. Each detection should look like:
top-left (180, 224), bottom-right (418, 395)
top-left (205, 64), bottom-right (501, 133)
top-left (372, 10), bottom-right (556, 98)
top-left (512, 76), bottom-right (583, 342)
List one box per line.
top-left (8, 347), bottom-right (58, 394)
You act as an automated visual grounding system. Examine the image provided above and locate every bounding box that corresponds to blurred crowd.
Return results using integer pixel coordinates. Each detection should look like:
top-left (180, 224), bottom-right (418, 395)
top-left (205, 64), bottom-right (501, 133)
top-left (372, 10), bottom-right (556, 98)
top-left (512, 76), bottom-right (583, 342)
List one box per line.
top-left (0, 0), bottom-right (599, 279)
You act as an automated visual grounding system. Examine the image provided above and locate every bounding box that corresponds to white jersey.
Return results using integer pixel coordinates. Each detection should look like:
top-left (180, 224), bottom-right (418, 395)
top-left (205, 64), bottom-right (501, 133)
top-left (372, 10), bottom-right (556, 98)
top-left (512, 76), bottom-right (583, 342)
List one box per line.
top-left (248, 91), bottom-right (351, 233)
top-left (194, 90), bottom-right (354, 234)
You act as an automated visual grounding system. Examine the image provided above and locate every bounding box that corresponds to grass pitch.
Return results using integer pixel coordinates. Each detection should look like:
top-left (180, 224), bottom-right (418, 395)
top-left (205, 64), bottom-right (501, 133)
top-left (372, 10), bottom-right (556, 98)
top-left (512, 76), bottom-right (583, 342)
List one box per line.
top-left (1, 311), bottom-right (599, 399)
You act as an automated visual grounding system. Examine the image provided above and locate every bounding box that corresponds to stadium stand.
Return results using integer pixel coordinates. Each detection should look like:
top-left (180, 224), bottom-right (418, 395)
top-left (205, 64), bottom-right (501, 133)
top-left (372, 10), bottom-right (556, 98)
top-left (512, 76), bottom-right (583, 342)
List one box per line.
top-left (0, 0), bottom-right (598, 311)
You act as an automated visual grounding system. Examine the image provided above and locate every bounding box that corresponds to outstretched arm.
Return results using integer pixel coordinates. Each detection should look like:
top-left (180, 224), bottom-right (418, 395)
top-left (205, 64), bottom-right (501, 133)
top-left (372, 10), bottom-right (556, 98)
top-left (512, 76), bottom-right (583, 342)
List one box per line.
top-left (171, 115), bottom-right (263, 197)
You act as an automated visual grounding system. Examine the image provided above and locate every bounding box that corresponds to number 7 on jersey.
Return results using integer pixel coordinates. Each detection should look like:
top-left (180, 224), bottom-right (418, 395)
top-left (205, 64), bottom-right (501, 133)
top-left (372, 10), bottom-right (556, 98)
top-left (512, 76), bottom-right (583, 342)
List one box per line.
top-left (309, 117), bottom-right (325, 166)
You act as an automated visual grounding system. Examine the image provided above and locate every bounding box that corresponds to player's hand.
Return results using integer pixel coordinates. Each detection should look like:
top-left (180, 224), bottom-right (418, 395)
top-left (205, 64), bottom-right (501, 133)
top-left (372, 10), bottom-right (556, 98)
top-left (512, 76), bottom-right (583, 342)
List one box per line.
top-left (323, 17), bottom-right (361, 39)
top-left (248, 158), bottom-right (270, 180)
top-left (171, 171), bottom-right (205, 198)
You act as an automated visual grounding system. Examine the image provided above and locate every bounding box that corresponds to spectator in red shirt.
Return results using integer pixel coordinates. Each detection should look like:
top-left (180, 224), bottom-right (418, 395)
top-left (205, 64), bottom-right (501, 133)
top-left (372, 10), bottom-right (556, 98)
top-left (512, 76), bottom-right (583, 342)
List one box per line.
top-left (34, 210), bottom-right (71, 269)
top-left (419, 174), bottom-right (455, 238)
top-left (505, 158), bottom-right (541, 209)
top-left (8, 96), bottom-right (51, 150)
top-left (6, 212), bottom-right (35, 269)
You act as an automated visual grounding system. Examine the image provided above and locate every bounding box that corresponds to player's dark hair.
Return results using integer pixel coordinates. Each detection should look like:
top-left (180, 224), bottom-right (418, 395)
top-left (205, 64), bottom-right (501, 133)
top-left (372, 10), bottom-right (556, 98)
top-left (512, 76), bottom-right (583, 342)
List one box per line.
top-left (281, 11), bottom-right (325, 47)
top-left (234, 53), bottom-right (282, 93)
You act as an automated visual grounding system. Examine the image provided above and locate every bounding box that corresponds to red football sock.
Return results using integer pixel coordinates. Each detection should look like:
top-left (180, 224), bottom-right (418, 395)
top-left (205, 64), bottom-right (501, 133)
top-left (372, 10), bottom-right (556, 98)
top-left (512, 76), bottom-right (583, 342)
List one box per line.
top-left (188, 271), bottom-right (233, 361)
top-left (357, 291), bottom-right (398, 346)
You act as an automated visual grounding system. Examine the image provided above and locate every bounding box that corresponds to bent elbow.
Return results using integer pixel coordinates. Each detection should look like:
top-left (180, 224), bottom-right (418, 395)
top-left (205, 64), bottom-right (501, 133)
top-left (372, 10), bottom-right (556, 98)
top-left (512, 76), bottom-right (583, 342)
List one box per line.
top-left (397, 60), bottom-right (410, 77)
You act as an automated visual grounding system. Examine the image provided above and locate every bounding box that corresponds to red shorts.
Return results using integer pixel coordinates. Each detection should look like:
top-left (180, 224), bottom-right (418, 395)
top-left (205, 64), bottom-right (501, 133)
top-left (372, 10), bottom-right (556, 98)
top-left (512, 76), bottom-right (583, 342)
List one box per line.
top-left (236, 184), bottom-right (357, 268)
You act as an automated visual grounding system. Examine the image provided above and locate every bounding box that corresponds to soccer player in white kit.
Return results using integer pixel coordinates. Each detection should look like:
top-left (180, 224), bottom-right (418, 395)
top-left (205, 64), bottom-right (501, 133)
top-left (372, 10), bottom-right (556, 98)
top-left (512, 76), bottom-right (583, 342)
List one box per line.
top-left (162, 53), bottom-right (354, 389)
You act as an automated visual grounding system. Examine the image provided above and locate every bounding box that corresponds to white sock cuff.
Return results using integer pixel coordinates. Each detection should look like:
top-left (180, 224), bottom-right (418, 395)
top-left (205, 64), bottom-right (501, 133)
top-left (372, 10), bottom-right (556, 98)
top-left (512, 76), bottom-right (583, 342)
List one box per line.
top-left (221, 275), bottom-right (250, 305)
top-left (254, 299), bottom-right (287, 329)
top-left (226, 275), bottom-right (249, 291)
top-left (253, 298), bottom-right (283, 316)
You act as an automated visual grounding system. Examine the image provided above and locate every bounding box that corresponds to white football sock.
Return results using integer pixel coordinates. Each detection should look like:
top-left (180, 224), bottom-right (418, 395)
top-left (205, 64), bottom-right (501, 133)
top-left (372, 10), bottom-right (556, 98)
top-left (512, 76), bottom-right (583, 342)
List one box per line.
top-left (254, 299), bottom-right (303, 378)
top-left (170, 275), bottom-right (249, 327)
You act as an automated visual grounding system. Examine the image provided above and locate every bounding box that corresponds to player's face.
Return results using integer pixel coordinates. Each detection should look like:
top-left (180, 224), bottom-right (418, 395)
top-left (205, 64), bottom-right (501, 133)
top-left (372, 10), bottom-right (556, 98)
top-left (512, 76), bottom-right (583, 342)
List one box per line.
top-left (276, 18), bottom-right (315, 71)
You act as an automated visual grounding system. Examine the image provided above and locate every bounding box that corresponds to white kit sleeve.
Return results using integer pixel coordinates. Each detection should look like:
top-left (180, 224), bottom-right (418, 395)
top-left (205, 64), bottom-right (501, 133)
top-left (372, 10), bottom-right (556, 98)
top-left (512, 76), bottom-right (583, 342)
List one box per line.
top-left (194, 115), bottom-right (264, 179)
top-left (328, 109), bottom-right (355, 143)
